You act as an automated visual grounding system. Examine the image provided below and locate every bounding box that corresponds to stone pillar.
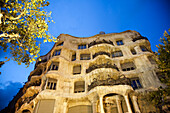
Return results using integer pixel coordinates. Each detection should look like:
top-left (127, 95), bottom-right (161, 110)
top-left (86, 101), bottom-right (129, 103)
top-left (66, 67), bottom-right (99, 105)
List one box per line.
top-left (92, 100), bottom-right (97, 113)
top-left (99, 96), bottom-right (105, 113)
top-left (63, 101), bottom-right (68, 113)
top-left (116, 98), bottom-right (123, 113)
top-left (132, 96), bottom-right (141, 113)
top-left (124, 95), bottom-right (132, 113)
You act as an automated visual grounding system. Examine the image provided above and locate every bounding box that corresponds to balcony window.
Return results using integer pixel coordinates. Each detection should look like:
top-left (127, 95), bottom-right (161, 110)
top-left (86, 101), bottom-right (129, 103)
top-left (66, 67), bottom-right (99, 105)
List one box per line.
top-left (148, 56), bottom-right (156, 64)
top-left (131, 78), bottom-right (142, 90)
top-left (131, 49), bottom-right (136, 55)
top-left (140, 46), bottom-right (148, 52)
top-left (78, 44), bottom-right (87, 49)
top-left (80, 54), bottom-right (90, 60)
top-left (112, 51), bottom-right (123, 58)
top-left (121, 62), bottom-right (136, 71)
top-left (57, 42), bottom-right (64, 46)
top-left (53, 49), bottom-right (61, 56)
top-left (50, 62), bottom-right (59, 70)
top-left (72, 53), bottom-right (76, 61)
top-left (46, 78), bottom-right (57, 90)
top-left (116, 40), bottom-right (124, 46)
top-left (74, 81), bottom-right (85, 93)
top-left (73, 65), bottom-right (81, 75)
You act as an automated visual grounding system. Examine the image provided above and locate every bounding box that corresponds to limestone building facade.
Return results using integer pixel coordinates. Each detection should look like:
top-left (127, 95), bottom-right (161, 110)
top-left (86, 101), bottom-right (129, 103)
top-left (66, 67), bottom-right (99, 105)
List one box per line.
top-left (13, 30), bottom-right (162, 113)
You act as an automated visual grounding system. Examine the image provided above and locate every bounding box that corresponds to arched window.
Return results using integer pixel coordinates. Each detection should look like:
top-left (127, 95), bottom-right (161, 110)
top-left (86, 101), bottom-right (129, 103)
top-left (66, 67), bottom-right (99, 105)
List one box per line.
top-left (22, 109), bottom-right (31, 113)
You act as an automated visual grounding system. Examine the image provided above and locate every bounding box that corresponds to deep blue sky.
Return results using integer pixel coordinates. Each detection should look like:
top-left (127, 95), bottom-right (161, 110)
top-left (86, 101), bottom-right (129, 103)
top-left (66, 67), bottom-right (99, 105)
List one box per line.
top-left (0, 0), bottom-right (170, 111)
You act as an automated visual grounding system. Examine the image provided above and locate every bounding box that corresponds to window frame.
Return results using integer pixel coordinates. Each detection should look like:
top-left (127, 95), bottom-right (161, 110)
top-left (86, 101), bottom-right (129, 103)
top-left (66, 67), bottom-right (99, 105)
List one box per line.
top-left (73, 65), bottom-right (81, 75)
top-left (74, 81), bottom-right (85, 93)
top-left (49, 62), bottom-right (59, 71)
top-left (80, 54), bottom-right (91, 60)
top-left (130, 49), bottom-right (137, 55)
top-left (121, 62), bottom-right (136, 71)
top-left (53, 49), bottom-right (61, 56)
top-left (78, 44), bottom-right (87, 49)
top-left (72, 53), bottom-right (76, 61)
top-left (131, 78), bottom-right (142, 90)
top-left (116, 40), bottom-right (124, 46)
top-left (46, 78), bottom-right (57, 90)
top-left (112, 51), bottom-right (123, 58)
top-left (140, 46), bottom-right (148, 52)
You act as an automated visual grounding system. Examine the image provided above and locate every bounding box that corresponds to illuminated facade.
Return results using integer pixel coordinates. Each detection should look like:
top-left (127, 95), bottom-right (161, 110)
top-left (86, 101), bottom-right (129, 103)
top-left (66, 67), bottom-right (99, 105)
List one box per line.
top-left (11, 30), bottom-right (163, 113)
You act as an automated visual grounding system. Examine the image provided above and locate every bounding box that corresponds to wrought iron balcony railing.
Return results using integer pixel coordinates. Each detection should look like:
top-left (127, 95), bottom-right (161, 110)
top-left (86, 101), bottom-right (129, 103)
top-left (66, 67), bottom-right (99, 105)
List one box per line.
top-left (86, 63), bottom-right (119, 73)
top-left (88, 39), bottom-right (114, 48)
top-left (93, 51), bottom-right (110, 59)
top-left (88, 75), bottom-right (131, 91)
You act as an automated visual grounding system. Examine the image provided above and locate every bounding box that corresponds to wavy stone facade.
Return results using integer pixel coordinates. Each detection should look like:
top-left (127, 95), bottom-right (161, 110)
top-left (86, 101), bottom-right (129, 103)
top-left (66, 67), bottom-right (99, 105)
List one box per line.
top-left (12, 30), bottom-right (162, 113)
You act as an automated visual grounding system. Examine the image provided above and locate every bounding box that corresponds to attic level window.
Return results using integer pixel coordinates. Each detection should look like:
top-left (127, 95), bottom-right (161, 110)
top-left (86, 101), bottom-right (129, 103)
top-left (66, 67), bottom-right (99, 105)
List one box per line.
top-left (46, 78), bottom-right (57, 90)
top-left (131, 78), bottom-right (142, 90)
top-left (112, 51), bottom-right (123, 58)
top-left (140, 46), bottom-right (148, 52)
top-left (116, 40), bottom-right (124, 46)
top-left (73, 65), bottom-right (81, 75)
top-left (131, 49), bottom-right (136, 55)
top-left (57, 42), bottom-right (64, 46)
top-left (50, 62), bottom-right (59, 70)
top-left (72, 53), bottom-right (76, 61)
top-left (80, 54), bottom-right (90, 60)
top-left (148, 56), bottom-right (156, 64)
top-left (53, 49), bottom-right (61, 56)
top-left (74, 81), bottom-right (85, 93)
top-left (78, 44), bottom-right (87, 49)
top-left (121, 62), bottom-right (136, 71)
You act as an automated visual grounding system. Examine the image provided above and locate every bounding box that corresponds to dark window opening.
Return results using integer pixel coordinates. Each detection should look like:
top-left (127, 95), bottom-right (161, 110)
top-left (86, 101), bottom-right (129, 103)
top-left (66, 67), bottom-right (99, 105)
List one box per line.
top-left (131, 78), bottom-right (142, 90)
top-left (50, 62), bottom-right (59, 71)
top-left (78, 44), bottom-right (87, 49)
top-left (80, 54), bottom-right (90, 60)
top-left (53, 49), bottom-right (61, 56)
top-left (73, 65), bottom-right (81, 75)
top-left (74, 81), bottom-right (85, 93)
top-left (46, 78), bottom-right (57, 90)
top-left (121, 62), bottom-right (136, 71)
top-left (131, 49), bottom-right (136, 55)
top-left (112, 51), bottom-right (123, 58)
top-left (140, 46), bottom-right (148, 52)
top-left (116, 40), bottom-right (124, 45)
top-left (72, 53), bottom-right (76, 61)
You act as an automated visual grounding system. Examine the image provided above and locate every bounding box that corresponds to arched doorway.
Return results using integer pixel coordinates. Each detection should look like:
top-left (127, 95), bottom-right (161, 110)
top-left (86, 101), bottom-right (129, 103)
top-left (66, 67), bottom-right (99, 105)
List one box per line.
top-left (68, 105), bottom-right (92, 113)
top-left (103, 93), bottom-right (128, 113)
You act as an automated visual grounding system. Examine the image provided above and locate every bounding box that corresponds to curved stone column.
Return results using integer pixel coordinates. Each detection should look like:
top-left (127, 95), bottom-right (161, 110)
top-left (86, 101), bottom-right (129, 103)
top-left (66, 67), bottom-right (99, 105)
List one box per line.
top-left (116, 96), bottom-right (123, 113)
top-left (132, 96), bottom-right (141, 113)
top-left (99, 96), bottom-right (105, 113)
top-left (124, 95), bottom-right (132, 113)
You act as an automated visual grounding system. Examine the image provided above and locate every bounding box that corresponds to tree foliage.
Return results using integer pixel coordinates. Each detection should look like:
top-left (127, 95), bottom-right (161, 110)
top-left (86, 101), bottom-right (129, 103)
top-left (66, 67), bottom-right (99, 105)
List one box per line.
top-left (144, 29), bottom-right (170, 112)
top-left (156, 29), bottom-right (170, 85)
top-left (0, 0), bottom-right (57, 67)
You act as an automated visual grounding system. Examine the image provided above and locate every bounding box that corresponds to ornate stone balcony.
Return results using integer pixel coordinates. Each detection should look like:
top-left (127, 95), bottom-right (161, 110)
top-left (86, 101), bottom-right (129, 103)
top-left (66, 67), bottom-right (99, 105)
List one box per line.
top-left (27, 79), bottom-right (41, 88)
top-left (17, 93), bottom-right (38, 110)
top-left (88, 75), bottom-right (131, 91)
top-left (93, 51), bottom-right (110, 59)
top-left (88, 39), bottom-right (114, 48)
top-left (132, 36), bottom-right (148, 42)
top-left (86, 63), bottom-right (119, 73)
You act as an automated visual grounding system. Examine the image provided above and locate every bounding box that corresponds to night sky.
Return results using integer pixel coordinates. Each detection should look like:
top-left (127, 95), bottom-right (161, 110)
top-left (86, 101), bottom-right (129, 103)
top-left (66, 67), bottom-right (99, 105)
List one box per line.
top-left (0, 0), bottom-right (170, 111)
